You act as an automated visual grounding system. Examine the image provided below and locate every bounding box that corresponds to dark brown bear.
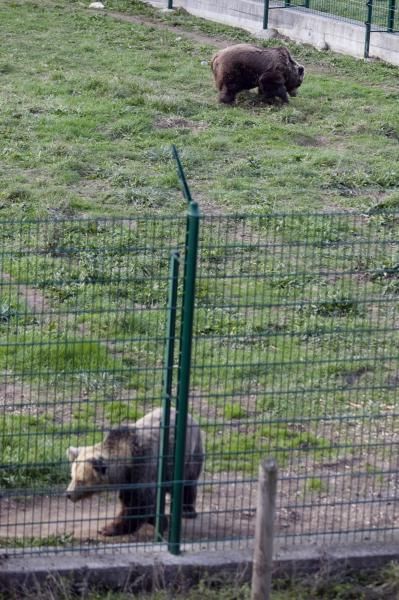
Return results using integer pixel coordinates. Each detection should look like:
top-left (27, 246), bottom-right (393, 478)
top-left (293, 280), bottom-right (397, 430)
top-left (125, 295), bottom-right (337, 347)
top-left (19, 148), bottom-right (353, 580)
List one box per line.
top-left (211, 44), bottom-right (305, 105)
top-left (66, 408), bottom-right (204, 536)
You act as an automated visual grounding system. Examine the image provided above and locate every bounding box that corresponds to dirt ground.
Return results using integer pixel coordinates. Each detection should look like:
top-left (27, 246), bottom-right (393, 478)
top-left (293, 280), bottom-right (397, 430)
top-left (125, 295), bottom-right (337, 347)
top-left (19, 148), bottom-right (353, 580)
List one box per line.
top-left (1, 457), bottom-right (398, 552)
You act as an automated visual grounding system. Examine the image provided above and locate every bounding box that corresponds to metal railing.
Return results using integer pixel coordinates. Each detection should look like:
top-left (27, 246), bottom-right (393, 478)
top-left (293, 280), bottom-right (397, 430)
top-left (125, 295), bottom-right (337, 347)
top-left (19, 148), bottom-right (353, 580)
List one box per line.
top-left (263, 0), bottom-right (398, 57)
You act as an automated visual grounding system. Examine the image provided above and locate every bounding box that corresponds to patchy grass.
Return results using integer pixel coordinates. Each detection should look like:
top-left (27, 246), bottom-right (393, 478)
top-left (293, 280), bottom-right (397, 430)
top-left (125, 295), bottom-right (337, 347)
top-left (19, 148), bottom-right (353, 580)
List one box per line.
top-left (2, 0), bottom-right (399, 220)
top-left (0, 533), bottom-right (75, 549)
top-left (207, 423), bottom-right (333, 474)
top-left (0, 414), bottom-right (97, 488)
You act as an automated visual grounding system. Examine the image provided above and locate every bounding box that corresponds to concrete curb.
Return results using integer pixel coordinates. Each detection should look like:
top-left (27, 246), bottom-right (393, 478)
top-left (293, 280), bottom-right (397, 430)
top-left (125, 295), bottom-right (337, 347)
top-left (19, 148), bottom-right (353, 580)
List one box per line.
top-left (1, 541), bottom-right (399, 592)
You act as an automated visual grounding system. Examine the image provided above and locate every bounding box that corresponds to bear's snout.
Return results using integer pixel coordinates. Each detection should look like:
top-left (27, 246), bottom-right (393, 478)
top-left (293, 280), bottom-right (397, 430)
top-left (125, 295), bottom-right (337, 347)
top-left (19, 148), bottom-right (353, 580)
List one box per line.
top-left (298, 65), bottom-right (305, 77)
top-left (66, 488), bottom-right (93, 502)
top-left (66, 489), bottom-right (80, 502)
top-left (66, 481), bottom-right (90, 502)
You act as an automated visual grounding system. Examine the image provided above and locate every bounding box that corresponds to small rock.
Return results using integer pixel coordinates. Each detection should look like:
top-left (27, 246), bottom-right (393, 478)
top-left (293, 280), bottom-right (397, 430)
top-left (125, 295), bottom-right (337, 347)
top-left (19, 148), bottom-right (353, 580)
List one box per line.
top-left (89, 2), bottom-right (105, 9)
top-left (254, 28), bottom-right (279, 41)
top-left (201, 60), bottom-right (208, 66)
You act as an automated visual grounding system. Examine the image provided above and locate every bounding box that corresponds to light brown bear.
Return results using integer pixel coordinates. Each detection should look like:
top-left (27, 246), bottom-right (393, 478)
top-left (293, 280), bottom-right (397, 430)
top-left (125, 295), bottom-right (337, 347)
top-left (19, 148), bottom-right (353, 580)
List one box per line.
top-left (66, 408), bottom-right (204, 536)
top-left (211, 44), bottom-right (305, 105)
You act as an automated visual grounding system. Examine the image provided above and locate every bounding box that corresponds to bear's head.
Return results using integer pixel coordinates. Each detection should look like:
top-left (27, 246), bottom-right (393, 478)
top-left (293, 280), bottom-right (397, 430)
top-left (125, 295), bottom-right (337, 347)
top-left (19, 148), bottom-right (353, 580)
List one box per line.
top-left (285, 56), bottom-right (305, 97)
top-left (66, 445), bottom-right (107, 502)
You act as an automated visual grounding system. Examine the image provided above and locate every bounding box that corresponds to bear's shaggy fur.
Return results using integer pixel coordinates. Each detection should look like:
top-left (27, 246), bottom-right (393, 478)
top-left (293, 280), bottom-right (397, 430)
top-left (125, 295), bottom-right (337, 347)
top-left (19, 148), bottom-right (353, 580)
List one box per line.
top-left (66, 408), bottom-right (204, 536)
top-left (211, 44), bottom-right (305, 105)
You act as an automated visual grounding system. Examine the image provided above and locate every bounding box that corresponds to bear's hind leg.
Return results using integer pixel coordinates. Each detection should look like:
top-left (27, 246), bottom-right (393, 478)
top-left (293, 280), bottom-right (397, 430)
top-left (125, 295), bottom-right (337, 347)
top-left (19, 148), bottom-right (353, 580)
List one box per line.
top-left (182, 483), bottom-right (198, 519)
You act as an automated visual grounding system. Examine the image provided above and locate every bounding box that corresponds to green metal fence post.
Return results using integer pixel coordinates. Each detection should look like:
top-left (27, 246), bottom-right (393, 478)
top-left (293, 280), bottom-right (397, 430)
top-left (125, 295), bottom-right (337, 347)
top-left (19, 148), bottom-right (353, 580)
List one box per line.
top-left (304, 0), bottom-right (310, 7)
top-left (154, 250), bottom-right (180, 542)
top-left (285, 0), bottom-right (291, 6)
top-left (172, 145), bottom-right (193, 205)
top-left (388, 0), bottom-right (396, 32)
top-left (364, 0), bottom-right (373, 58)
top-left (168, 0), bottom-right (173, 9)
top-left (263, 0), bottom-right (269, 29)
top-left (168, 201), bottom-right (200, 556)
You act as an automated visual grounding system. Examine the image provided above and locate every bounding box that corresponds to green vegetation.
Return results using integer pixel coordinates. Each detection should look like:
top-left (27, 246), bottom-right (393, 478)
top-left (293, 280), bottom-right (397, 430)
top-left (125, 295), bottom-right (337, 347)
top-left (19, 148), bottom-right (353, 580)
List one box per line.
top-left (306, 476), bottom-right (328, 493)
top-left (207, 424), bottom-right (332, 474)
top-left (0, 533), bottom-right (75, 549)
top-left (0, 413), bottom-right (103, 487)
top-left (3, 563), bottom-right (399, 599)
top-left (2, 0), bottom-right (399, 219)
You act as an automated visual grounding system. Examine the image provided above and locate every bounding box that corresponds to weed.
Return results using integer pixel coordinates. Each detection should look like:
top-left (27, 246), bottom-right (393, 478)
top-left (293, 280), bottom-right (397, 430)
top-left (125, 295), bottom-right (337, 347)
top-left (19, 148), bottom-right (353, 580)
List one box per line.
top-left (104, 401), bottom-right (144, 426)
top-left (223, 403), bottom-right (247, 420)
top-left (307, 296), bottom-right (362, 317)
top-left (306, 477), bottom-right (328, 494)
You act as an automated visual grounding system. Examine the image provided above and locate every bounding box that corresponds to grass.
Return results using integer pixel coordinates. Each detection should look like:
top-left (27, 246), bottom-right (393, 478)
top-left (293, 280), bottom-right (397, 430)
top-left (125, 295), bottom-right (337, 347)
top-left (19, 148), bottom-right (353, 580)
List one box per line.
top-left (207, 423), bottom-right (333, 474)
top-left (1, 0), bottom-right (399, 550)
top-left (0, 533), bottom-right (75, 549)
top-left (3, 563), bottom-right (399, 599)
top-left (2, 1), bottom-right (399, 219)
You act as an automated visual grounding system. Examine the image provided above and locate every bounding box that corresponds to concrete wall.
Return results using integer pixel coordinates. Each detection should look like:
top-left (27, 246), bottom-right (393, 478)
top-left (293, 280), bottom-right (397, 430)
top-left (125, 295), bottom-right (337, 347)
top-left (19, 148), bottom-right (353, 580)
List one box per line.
top-left (3, 540), bottom-right (399, 594)
top-left (150, 0), bottom-right (399, 66)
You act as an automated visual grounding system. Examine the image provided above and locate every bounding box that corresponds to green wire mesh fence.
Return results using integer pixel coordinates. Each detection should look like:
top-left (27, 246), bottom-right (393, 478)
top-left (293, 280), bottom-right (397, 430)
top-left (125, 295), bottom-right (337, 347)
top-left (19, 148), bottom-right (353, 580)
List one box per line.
top-left (0, 216), bottom-right (187, 553)
top-left (1, 208), bottom-right (399, 555)
top-left (269, 0), bottom-right (369, 24)
top-left (267, 0), bottom-right (398, 30)
top-left (191, 210), bottom-right (399, 549)
top-left (263, 0), bottom-right (399, 57)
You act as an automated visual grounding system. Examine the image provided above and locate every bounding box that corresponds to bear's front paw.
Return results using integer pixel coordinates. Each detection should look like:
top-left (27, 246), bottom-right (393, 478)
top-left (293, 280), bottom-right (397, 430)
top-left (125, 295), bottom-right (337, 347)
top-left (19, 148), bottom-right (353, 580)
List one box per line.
top-left (99, 525), bottom-right (117, 536)
top-left (99, 521), bottom-right (127, 536)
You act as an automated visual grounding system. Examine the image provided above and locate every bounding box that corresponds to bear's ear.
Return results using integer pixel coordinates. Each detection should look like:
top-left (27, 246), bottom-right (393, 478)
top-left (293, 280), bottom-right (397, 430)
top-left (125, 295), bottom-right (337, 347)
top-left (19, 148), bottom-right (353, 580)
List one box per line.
top-left (90, 456), bottom-right (107, 476)
top-left (67, 447), bottom-right (79, 462)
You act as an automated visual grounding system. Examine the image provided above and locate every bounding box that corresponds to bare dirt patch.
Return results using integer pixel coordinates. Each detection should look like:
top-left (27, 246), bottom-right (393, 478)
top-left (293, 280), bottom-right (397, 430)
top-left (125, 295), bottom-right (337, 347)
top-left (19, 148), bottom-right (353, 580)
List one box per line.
top-left (0, 381), bottom-right (44, 416)
top-left (0, 482), bottom-right (251, 547)
top-left (1, 451), bottom-right (398, 552)
top-left (295, 134), bottom-right (328, 147)
top-left (104, 10), bottom-right (233, 50)
top-left (1, 273), bottom-right (50, 316)
top-left (154, 116), bottom-right (207, 131)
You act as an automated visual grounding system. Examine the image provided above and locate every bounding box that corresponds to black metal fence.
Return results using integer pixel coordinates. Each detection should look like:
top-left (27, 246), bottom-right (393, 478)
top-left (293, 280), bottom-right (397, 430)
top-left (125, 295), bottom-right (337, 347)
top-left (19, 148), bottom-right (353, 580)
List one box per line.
top-left (1, 201), bottom-right (399, 556)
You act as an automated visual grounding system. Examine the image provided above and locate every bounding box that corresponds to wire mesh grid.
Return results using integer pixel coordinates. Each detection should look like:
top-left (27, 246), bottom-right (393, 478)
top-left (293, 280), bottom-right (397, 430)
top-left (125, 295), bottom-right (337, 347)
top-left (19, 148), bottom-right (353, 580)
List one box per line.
top-left (0, 216), bottom-right (186, 554)
top-left (189, 211), bottom-right (399, 550)
top-left (1, 212), bottom-right (399, 556)
top-left (269, 0), bottom-right (399, 31)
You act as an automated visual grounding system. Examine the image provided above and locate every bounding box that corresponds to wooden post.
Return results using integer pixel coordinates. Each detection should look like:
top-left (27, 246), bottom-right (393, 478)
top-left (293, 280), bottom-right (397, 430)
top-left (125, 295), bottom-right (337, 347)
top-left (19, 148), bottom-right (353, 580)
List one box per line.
top-left (251, 458), bottom-right (278, 600)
